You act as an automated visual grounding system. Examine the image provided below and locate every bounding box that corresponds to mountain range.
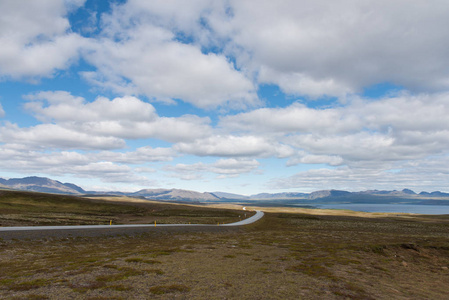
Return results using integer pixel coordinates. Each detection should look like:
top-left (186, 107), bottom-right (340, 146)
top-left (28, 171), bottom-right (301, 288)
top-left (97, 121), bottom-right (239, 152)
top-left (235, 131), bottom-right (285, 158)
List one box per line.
top-left (0, 177), bottom-right (85, 195)
top-left (1, 176), bottom-right (449, 203)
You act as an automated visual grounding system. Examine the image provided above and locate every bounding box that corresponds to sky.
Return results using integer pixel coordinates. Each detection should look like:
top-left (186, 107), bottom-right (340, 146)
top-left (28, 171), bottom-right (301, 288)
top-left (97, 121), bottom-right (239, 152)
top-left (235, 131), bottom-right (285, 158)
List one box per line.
top-left (1, 0), bottom-right (449, 195)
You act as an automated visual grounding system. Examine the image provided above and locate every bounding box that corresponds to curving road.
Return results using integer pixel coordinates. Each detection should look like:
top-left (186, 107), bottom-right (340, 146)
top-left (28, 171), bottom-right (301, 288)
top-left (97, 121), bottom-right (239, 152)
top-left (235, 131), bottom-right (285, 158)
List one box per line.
top-left (0, 211), bottom-right (264, 232)
top-left (221, 210), bottom-right (264, 226)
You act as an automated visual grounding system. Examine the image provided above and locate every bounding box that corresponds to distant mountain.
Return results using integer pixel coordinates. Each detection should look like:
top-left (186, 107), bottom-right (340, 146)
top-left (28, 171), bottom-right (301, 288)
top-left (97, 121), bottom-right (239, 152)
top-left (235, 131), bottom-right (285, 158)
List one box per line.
top-left (131, 188), bottom-right (219, 202)
top-left (307, 190), bottom-right (351, 200)
top-left (359, 190), bottom-right (393, 195)
top-left (84, 191), bottom-right (128, 196)
top-left (401, 189), bottom-right (416, 195)
top-left (212, 192), bottom-right (250, 200)
top-left (0, 176), bottom-right (85, 195)
top-left (210, 191), bottom-right (310, 200)
top-left (2, 176), bottom-right (449, 204)
top-left (63, 183), bottom-right (86, 194)
top-left (419, 191), bottom-right (449, 197)
top-left (387, 189), bottom-right (417, 196)
top-left (250, 192), bottom-right (309, 200)
top-left (358, 189), bottom-right (416, 196)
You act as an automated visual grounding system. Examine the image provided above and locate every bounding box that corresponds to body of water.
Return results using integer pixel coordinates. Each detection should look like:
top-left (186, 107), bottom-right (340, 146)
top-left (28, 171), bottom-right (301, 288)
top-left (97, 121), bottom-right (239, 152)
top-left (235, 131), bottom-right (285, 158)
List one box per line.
top-left (314, 203), bottom-right (449, 215)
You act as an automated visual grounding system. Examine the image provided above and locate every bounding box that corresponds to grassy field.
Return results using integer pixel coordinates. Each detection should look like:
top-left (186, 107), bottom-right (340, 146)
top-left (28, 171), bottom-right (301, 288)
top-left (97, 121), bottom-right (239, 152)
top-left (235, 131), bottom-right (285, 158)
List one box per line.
top-left (0, 190), bottom-right (245, 226)
top-left (1, 190), bottom-right (449, 299)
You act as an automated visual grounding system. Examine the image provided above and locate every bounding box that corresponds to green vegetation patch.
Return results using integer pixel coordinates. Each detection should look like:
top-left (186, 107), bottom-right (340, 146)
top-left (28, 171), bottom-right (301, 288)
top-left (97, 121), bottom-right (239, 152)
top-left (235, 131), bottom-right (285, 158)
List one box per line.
top-left (7, 278), bottom-right (51, 291)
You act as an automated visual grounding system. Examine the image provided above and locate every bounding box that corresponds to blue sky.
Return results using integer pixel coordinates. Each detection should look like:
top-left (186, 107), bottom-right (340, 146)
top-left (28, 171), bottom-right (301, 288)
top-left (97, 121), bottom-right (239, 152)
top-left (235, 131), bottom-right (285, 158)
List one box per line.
top-left (1, 0), bottom-right (449, 194)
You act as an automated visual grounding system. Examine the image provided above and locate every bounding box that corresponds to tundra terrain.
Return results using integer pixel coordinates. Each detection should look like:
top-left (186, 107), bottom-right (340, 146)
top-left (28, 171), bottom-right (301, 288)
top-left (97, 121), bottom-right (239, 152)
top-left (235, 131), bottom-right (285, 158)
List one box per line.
top-left (1, 191), bottom-right (449, 299)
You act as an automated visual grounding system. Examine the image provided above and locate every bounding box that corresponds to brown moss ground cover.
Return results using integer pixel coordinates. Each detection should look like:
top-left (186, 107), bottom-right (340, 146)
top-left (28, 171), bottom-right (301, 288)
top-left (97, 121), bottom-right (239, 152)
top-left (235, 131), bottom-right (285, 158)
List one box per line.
top-left (0, 190), bottom-right (244, 226)
top-left (1, 212), bottom-right (449, 299)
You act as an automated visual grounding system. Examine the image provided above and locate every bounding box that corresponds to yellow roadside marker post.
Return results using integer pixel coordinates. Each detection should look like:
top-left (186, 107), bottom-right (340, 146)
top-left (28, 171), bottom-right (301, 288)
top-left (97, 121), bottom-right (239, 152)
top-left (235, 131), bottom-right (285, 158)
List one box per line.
top-left (154, 221), bottom-right (156, 227)
top-left (110, 220), bottom-right (112, 225)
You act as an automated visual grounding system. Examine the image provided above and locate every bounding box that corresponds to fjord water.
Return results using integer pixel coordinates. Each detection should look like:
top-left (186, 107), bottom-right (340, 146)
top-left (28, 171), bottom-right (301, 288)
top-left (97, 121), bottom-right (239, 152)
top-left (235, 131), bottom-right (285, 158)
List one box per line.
top-left (316, 203), bottom-right (449, 215)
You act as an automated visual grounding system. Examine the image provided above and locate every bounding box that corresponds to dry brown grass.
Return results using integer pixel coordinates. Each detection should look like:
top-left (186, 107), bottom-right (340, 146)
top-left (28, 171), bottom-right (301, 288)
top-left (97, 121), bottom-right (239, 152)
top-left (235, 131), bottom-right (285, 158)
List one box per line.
top-left (1, 211), bottom-right (449, 299)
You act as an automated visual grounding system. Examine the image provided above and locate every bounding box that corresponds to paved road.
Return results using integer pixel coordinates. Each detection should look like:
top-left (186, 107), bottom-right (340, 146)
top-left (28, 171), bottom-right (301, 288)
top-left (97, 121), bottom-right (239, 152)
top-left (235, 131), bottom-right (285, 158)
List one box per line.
top-left (221, 210), bottom-right (264, 226)
top-left (0, 211), bottom-right (264, 232)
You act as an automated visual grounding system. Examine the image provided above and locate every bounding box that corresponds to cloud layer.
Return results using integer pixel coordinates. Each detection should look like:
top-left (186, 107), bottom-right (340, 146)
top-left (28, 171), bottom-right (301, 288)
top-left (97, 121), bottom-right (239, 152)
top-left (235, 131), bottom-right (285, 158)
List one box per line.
top-left (0, 0), bottom-right (86, 79)
top-left (1, 0), bottom-right (449, 193)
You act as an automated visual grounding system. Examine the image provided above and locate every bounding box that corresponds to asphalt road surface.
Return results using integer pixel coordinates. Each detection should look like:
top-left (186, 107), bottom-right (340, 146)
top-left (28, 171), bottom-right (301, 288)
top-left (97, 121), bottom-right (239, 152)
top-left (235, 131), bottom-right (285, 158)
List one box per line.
top-left (221, 210), bottom-right (264, 226)
top-left (0, 211), bottom-right (264, 240)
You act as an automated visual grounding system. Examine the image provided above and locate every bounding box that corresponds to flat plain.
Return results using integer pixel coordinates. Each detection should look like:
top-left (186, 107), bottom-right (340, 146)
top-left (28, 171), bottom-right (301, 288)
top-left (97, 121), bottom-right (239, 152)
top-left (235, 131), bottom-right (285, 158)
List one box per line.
top-left (1, 190), bottom-right (449, 299)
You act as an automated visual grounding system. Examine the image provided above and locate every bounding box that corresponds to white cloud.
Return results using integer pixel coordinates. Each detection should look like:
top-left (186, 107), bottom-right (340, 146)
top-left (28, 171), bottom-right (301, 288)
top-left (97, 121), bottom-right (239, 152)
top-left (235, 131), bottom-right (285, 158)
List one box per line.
top-left (82, 4), bottom-right (258, 109)
top-left (0, 148), bottom-right (86, 169)
top-left (174, 135), bottom-right (264, 157)
top-left (25, 92), bottom-right (156, 122)
top-left (0, 122), bottom-right (125, 150)
top-left (21, 91), bottom-right (212, 146)
top-left (0, 145), bottom-right (172, 187)
top-left (174, 135), bottom-right (292, 158)
top-left (0, 91), bottom-right (214, 152)
top-left (350, 92), bottom-right (449, 133)
top-left (78, 0), bottom-right (449, 102)
top-left (258, 67), bottom-right (351, 98)
top-left (71, 161), bottom-right (129, 176)
top-left (96, 146), bottom-right (175, 164)
top-left (220, 102), bottom-right (360, 134)
top-left (25, 90), bottom-right (85, 105)
top-left (166, 158), bottom-right (260, 180)
top-left (204, 0), bottom-right (449, 96)
top-left (67, 161), bottom-right (157, 186)
top-left (212, 158), bottom-right (259, 174)
top-left (0, 145), bottom-right (174, 172)
top-left (3, 1), bottom-right (449, 193)
top-left (139, 115), bottom-right (212, 143)
top-left (9, 88), bottom-right (448, 191)
top-left (6, 0), bottom-right (449, 100)
top-left (112, 0), bottom-right (214, 37)
top-left (287, 132), bottom-right (396, 162)
top-left (269, 167), bottom-right (394, 192)
top-left (65, 0), bottom-right (87, 10)
top-left (220, 92), bottom-right (449, 167)
top-left (287, 153), bottom-right (344, 167)
top-left (0, 0), bottom-right (86, 79)
top-left (270, 156), bottom-right (449, 192)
